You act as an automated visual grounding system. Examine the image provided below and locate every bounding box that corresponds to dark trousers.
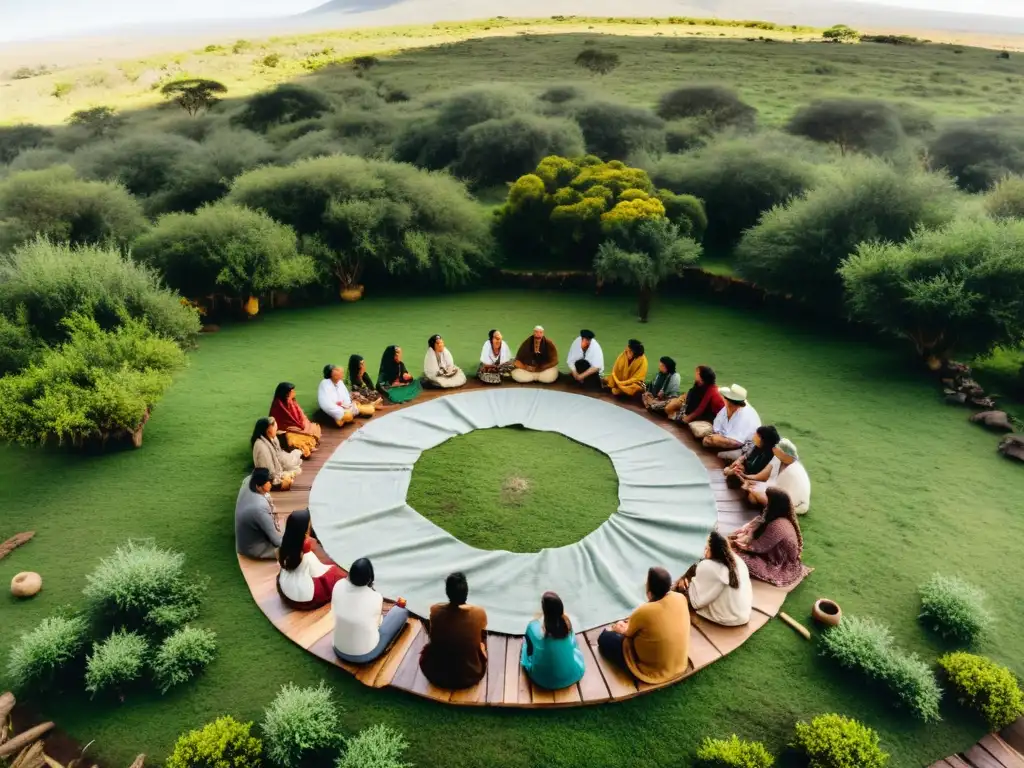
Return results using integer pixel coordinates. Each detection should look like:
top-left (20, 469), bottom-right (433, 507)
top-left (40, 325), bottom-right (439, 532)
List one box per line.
top-left (573, 361), bottom-right (602, 390)
top-left (598, 629), bottom-right (628, 670)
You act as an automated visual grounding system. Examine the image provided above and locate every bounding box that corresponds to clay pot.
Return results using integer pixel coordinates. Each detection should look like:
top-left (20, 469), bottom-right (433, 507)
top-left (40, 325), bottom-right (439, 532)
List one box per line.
top-left (812, 598), bottom-right (842, 627)
top-left (244, 296), bottom-right (260, 316)
top-left (340, 284), bottom-right (365, 302)
top-left (11, 571), bottom-right (42, 598)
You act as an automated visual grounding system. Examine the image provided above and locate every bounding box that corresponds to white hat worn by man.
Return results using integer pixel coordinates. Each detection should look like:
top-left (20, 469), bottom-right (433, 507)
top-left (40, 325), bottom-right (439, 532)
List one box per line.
top-left (702, 383), bottom-right (760, 460)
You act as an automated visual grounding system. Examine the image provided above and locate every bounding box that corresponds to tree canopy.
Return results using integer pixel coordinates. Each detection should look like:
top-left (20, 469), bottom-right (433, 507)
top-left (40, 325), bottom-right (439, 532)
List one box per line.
top-left (160, 79), bottom-right (227, 116)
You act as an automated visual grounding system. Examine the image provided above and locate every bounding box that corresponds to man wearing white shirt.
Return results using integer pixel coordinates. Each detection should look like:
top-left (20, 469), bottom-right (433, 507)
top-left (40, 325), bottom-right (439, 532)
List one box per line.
top-left (703, 384), bottom-right (760, 454)
top-left (317, 364), bottom-right (356, 427)
top-left (566, 329), bottom-right (604, 389)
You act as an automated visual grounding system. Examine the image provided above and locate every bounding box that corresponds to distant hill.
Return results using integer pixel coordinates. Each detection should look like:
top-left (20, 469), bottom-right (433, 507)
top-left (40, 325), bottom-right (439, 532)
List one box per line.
top-left (306, 0), bottom-right (1024, 36)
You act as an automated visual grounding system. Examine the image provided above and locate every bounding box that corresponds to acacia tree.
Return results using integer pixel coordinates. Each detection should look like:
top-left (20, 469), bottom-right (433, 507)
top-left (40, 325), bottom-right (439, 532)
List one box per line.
top-left (575, 49), bottom-right (620, 76)
top-left (67, 106), bottom-right (123, 137)
top-left (823, 24), bottom-right (860, 41)
top-left (841, 217), bottom-right (1024, 364)
top-left (786, 98), bottom-right (905, 155)
top-left (161, 79), bottom-right (227, 116)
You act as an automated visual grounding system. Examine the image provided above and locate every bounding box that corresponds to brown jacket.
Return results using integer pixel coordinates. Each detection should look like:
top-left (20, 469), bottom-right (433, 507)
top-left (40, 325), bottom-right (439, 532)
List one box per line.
top-left (514, 336), bottom-right (559, 371)
top-left (419, 603), bottom-right (488, 689)
top-left (623, 591), bottom-right (690, 684)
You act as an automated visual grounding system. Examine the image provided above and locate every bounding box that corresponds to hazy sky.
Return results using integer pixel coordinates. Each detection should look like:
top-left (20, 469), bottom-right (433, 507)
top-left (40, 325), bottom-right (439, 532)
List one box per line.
top-left (1, 0), bottom-right (1022, 42)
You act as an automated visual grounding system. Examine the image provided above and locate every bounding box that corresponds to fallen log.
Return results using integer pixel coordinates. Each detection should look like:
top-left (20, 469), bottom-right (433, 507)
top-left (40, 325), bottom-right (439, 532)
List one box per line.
top-left (128, 755), bottom-right (146, 768)
top-left (0, 723), bottom-right (54, 758)
top-left (0, 532), bottom-right (34, 562)
top-left (11, 740), bottom-right (46, 768)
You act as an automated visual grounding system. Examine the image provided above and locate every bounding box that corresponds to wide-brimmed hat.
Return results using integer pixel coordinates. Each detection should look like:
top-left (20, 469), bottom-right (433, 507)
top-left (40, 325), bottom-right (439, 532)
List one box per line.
top-left (720, 384), bottom-right (748, 404)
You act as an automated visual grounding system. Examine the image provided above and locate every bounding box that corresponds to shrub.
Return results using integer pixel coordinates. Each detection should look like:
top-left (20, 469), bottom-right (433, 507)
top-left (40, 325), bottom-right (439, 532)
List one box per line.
top-left (0, 166), bottom-right (147, 251)
top-left (575, 48), bottom-right (620, 76)
top-left (83, 541), bottom-right (207, 633)
top-left (67, 106), bottom-right (123, 137)
top-left (572, 100), bottom-right (665, 159)
top-left (161, 78), bottom-right (227, 116)
top-left (166, 716), bottom-right (263, 768)
top-left (648, 134), bottom-right (820, 247)
top-left (938, 652), bottom-right (1024, 730)
top-left (658, 189), bottom-right (707, 240)
top-left (85, 630), bottom-right (149, 697)
top-left (786, 99), bottom-right (907, 156)
top-left (695, 734), bottom-right (774, 767)
top-left (0, 312), bottom-right (39, 375)
top-left (336, 724), bottom-right (410, 768)
top-left (262, 682), bottom-right (343, 768)
top-left (234, 84), bottom-right (332, 132)
top-left (818, 616), bottom-right (942, 721)
top-left (793, 714), bottom-right (888, 768)
top-left (984, 174), bottom-right (1024, 219)
top-left (841, 218), bottom-right (1024, 361)
top-left (152, 626), bottom-right (218, 693)
top-left (928, 117), bottom-right (1024, 192)
top-left (5, 147), bottom-right (70, 173)
top-left (0, 238), bottom-right (200, 345)
top-left (5, 615), bottom-right (89, 693)
top-left (736, 158), bottom-right (958, 309)
top-left (538, 84), bottom-right (589, 105)
top-left (655, 85), bottom-right (757, 131)
top-left (261, 53), bottom-right (281, 67)
top-left (918, 574), bottom-right (993, 644)
top-left (0, 124), bottom-right (53, 164)
top-left (823, 24), bottom-right (860, 41)
top-left (0, 315), bottom-right (188, 447)
top-left (228, 155), bottom-right (493, 292)
top-left (453, 114), bottom-right (585, 187)
top-left (133, 202), bottom-right (314, 302)
top-left (200, 129), bottom-right (278, 179)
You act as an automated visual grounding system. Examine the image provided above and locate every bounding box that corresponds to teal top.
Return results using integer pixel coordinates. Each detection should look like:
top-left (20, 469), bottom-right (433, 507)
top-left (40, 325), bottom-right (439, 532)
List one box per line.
top-left (649, 371), bottom-right (682, 399)
top-left (520, 619), bottom-right (586, 690)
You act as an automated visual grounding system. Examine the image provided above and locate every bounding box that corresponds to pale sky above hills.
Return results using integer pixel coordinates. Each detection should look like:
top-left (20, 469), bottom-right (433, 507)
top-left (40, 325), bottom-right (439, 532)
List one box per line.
top-left (1, 0), bottom-right (1022, 41)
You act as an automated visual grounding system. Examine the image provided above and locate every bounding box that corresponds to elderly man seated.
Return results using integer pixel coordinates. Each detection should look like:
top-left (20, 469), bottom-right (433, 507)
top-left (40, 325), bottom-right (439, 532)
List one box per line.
top-left (317, 364), bottom-right (357, 427)
top-left (702, 384), bottom-right (760, 459)
top-left (512, 325), bottom-right (560, 384)
top-left (743, 438), bottom-right (812, 514)
top-left (566, 329), bottom-right (605, 389)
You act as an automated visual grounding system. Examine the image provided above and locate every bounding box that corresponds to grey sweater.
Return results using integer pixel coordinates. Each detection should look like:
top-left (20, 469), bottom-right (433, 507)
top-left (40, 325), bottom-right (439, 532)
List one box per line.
top-left (234, 476), bottom-right (282, 560)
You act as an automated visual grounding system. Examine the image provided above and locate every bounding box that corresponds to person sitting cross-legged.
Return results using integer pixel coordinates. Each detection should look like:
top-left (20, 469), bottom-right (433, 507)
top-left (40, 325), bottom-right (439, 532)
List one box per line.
top-left (729, 488), bottom-right (812, 588)
top-left (419, 572), bottom-right (489, 690)
top-left (702, 383), bottom-right (760, 459)
top-left (251, 416), bottom-right (303, 491)
top-left (598, 566), bottom-right (690, 684)
top-left (521, 591), bottom-right (586, 691)
top-left (478, 329), bottom-right (515, 384)
top-left (604, 339), bottom-right (649, 398)
top-left (723, 425), bottom-right (781, 490)
top-left (675, 531), bottom-right (752, 627)
top-left (666, 365), bottom-right (726, 438)
top-left (347, 354), bottom-right (383, 417)
top-left (277, 508), bottom-right (345, 611)
top-left (566, 329), bottom-right (605, 389)
top-left (744, 438), bottom-right (811, 514)
top-left (422, 334), bottom-right (467, 389)
top-left (317, 364), bottom-right (357, 426)
top-left (269, 382), bottom-right (321, 458)
top-left (332, 557), bottom-right (411, 664)
top-left (512, 325), bottom-right (560, 384)
top-left (642, 356), bottom-right (682, 413)
top-left (377, 345), bottom-right (422, 404)
top-left (235, 468), bottom-right (281, 560)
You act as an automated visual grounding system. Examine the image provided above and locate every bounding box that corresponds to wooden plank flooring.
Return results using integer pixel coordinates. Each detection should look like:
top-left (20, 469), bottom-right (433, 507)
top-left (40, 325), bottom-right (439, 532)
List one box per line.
top-left (926, 721), bottom-right (1024, 768)
top-left (239, 377), bottom-right (795, 708)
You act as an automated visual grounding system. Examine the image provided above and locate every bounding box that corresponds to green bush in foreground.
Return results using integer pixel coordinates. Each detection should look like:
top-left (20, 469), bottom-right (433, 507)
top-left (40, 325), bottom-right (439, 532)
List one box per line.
top-left (262, 682), bottom-right (343, 768)
top-left (83, 540), bottom-right (207, 635)
top-left (695, 734), bottom-right (774, 767)
top-left (85, 630), bottom-right (149, 697)
top-left (819, 615), bottom-right (942, 722)
top-left (0, 315), bottom-right (188, 447)
top-left (336, 724), bottom-right (411, 768)
top-left (793, 714), bottom-right (888, 768)
top-left (919, 574), bottom-right (993, 645)
top-left (152, 626), bottom-right (219, 694)
top-left (5, 615), bottom-right (89, 693)
top-left (938, 652), bottom-right (1024, 730)
top-left (166, 716), bottom-right (263, 768)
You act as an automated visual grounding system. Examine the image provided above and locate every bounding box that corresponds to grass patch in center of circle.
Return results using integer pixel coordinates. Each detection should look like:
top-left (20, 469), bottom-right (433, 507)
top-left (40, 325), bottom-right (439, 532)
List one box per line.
top-left (406, 425), bottom-right (619, 553)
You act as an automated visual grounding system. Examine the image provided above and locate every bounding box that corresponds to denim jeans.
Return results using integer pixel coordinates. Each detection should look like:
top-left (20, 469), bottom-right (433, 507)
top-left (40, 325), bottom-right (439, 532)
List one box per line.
top-left (334, 607), bottom-right (410, 664)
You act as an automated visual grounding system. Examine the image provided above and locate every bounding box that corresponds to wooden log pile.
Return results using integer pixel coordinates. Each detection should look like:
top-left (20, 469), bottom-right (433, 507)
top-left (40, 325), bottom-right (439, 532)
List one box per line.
top-left (940, 360), bottom-right (1024, 464)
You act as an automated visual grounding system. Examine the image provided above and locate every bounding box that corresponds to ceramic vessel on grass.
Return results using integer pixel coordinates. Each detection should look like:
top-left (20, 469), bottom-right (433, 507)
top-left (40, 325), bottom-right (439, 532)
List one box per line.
top-left (11, 572), bottom-right (42, 598)
top-left (340, 284), bottom-right (365, 302)
top-left (812, 598), bottom-right (842, 627)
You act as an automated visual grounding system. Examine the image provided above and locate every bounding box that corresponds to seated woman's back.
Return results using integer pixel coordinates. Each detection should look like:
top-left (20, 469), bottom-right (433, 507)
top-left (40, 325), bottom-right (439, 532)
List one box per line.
top-left (521, 592), bottom-right (585, 690)
top-left (420, 572), bottom-right (487, 690)
top-left (690, 554), bottom-right (752, 627)
top-left (332, 577), bottom-right (384, 656)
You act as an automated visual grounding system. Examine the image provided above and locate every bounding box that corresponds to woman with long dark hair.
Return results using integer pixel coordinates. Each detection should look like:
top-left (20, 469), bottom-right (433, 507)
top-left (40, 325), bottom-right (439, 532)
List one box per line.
top-left (675, 531), bottom-right (752, 627)
top-left (377, 345), bottom-right (422, 404)
top-left (347, 354), bottom-right (383, 415)
top-left (521, 591), bottom-right (586, 690)
top-left (422, 334), bottom-right (467, 389)
top-left (276, 509), bottom-right (345, 610)
top-left (666, 365), bottom-right (726, 437)
top-left (642, 356), bottom-right (682, 413)
top-left (269, 382), bottom-right (321, 458)
top-left (251, 416), bottom-right (303, 491)
top-left (730, 488), bottom-right (812, 588)
top-left (332, 557), bottom-right (411, 664)
top-left (723, 425), bottom-right (781, 489)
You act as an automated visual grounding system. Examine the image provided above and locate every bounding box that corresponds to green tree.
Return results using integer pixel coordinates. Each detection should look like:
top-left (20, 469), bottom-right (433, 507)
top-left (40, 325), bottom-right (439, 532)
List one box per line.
top-left (594, 218), bottom-right (701, 321)
top-left (823, 24), bottom-right (860, 41)
top-left (572, 101), bottom-right (665, 159)
top-left (67, 106), bottom-right (124, 137)
top-left (0, 166), bottom-right (147, 251)
top-left (928, 116), bottom-right (1024, 192)
top-left (160, 78), bottom-right (227, 116)
top-left (133, 202), bottom-right (315, 307)
top-left (841, 217), bottom-right (1024, 363)
top-left (985, 175), bottom-right (1024, 219)
top-left (655, 85), bottom-right (757, 131)
top-left (228, 155), bottom-right (493, 294)
top-left (575, 48), bottom-right (621, 76)
top-left (233, 83), bottom-right (332, 132)
top-left (0, 124), bottom-right (53, 164)
top-left (787, 98), bottom-right (906, 156)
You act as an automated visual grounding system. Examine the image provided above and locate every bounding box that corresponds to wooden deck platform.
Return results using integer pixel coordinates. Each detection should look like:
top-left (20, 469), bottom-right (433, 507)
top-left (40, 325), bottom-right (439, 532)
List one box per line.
top-left (239, 378), bottom-right (797, 707)
top-left (931, 720), bottom-right (1024, 768)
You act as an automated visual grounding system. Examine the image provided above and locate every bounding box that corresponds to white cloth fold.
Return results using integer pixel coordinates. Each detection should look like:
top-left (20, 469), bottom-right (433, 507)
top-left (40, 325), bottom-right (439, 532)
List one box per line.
top-left (479, 339), bottom-right (512, 366)
top-left (566, 336), bottom-right (604, 374)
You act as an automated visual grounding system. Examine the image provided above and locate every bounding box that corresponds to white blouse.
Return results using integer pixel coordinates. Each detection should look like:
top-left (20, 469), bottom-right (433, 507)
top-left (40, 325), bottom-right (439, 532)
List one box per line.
top-left (278, 551), bottom-right (332, 603)
top-left (479, 339), bottom-right (512, 366)
top-left (332, 579), bottom-right (385, 656)
top-left (423, 347), bottom-right (459, 379)
top-left (772, 460), bottom-right (812, 514)
top-left (688, 556), bottom-right (752, 627)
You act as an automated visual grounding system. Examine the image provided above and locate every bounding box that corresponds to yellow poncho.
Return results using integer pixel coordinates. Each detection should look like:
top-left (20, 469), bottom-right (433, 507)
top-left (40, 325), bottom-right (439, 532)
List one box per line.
top-left (605, 352), bottom-right (648, 396)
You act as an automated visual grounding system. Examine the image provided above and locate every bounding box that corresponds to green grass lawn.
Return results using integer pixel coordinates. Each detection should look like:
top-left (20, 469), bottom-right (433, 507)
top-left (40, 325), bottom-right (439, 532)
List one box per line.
top-left (1, 290), bottom-right (1022, 767)
top-left (408, 427), bottom-right (619, 552)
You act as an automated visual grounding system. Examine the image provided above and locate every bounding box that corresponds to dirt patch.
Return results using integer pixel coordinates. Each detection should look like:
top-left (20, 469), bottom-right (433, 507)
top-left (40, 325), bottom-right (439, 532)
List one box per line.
top-left (500, 475), bottom-right (530, 504)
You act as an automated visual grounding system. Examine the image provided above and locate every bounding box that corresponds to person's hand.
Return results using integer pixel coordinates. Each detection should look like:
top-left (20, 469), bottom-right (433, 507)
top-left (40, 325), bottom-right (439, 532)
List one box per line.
top-left (612, 620), bottom-right (628, 634)
top-left (680, 577), bottom-right (690, 590)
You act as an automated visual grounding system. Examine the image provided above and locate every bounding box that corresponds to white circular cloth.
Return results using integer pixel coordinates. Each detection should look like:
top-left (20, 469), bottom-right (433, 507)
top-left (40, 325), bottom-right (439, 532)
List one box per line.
top-left (310, 388), bottom-right (716, 634)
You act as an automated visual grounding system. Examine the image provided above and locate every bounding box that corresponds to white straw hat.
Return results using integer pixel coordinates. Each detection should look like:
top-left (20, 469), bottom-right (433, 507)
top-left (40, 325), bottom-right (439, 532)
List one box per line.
top-left (720, 384), bottom-right (748, 403)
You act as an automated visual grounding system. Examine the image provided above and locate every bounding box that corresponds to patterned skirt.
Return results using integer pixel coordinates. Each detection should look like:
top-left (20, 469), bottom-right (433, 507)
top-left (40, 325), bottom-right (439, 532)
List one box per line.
top-left (477, 361), bottom-right (516, 385)
top-left (351, 387), bottom-right (383, 407)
